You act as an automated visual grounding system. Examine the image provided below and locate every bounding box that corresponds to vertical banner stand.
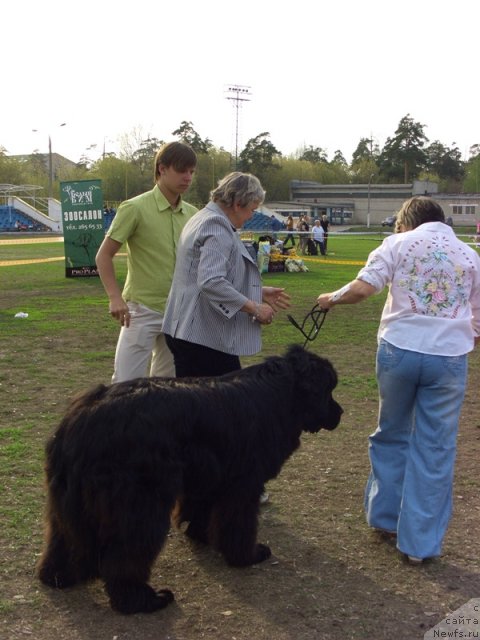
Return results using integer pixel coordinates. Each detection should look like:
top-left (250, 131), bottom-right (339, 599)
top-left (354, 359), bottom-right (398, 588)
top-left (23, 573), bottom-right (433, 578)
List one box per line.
top-left (60, 179), bottom-right (104, 277)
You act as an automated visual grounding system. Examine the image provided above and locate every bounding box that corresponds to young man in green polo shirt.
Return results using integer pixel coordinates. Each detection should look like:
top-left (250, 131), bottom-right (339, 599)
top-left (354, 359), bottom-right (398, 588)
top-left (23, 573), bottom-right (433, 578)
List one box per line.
top-left (96, 141), bottom-right (197, 383)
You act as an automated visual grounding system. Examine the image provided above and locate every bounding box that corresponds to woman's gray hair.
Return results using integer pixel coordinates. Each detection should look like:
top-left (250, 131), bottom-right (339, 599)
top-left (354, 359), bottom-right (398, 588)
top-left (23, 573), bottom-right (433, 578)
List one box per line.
top-left (395, 196), bottom-right (445, 232)
top-left (211, 172), bottom-right (266, 208)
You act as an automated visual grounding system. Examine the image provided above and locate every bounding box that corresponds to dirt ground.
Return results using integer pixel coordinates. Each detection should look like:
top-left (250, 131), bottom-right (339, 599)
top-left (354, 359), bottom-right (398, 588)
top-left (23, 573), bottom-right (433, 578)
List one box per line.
top-left (2, 340), bottom-right (480, 640)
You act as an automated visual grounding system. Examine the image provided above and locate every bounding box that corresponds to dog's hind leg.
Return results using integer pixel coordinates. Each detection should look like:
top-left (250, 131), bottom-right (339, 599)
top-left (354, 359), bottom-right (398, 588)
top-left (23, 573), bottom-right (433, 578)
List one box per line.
top-left (175, 496), bottom-right (212, 545)
top-left (100, 506), bottom-right (175, 614)
top-left (209, 494), bottom-right (272, 567)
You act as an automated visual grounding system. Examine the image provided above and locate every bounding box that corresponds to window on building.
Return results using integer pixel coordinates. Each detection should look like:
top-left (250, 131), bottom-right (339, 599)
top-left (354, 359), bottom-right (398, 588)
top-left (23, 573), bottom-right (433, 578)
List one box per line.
top-left (465, 206), bottom-right (476, 215)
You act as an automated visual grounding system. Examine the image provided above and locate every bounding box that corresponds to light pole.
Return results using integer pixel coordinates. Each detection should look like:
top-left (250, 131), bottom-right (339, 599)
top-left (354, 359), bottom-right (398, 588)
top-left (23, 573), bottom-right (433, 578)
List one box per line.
top-left (367, 173), bottom-right (375, 228)
top-left (225, 85), bottom-right (251, 169)
top-left (33, 123), bottom-right (66, 199)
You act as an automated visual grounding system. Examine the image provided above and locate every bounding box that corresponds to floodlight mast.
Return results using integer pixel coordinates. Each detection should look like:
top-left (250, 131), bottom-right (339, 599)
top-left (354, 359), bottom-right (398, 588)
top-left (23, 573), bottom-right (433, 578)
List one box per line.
top-left (225, 85), bottom-right (251, 169)
top-left (32, 123), bottom-right (66, 199)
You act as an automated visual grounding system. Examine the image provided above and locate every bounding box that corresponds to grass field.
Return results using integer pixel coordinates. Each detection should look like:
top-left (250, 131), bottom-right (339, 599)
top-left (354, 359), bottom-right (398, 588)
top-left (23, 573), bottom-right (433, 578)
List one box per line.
top-left (1, 230), bottom-right (480, 640)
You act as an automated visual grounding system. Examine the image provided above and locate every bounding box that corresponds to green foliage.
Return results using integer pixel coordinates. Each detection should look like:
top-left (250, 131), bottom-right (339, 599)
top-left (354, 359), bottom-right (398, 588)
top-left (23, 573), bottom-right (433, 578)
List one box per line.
top-left (425, 140), bottom-right (464, 188)
top-left (0, 115), bottom-right (477, 208)
top-left (299, 145), bottom-right (328, 163)
top-left (131, 137), bottom-right (165, 175)
top-left (0, 153), bottom-right (28, 184)
top-left (239, 132), bottom-right (281, 180)
top-left (377, 114), bottom-right (428, 183)
top-left (464, 154), bottom-right (480, 192)
top-left (193, 149), bottom-right (232, 206)
top-left (332, 149), bottom-right (347, 166)
top-left (351, 137), bottom-right (380, 164)
top-left (172, 121), bottom-right (212, 154)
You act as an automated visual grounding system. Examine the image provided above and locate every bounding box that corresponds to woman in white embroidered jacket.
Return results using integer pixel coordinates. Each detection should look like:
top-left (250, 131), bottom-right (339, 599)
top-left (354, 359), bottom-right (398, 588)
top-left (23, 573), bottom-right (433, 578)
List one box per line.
top-left (162, 171), bottom-right (290, 378)
top-left (317, 196), bottom-right (480, 564)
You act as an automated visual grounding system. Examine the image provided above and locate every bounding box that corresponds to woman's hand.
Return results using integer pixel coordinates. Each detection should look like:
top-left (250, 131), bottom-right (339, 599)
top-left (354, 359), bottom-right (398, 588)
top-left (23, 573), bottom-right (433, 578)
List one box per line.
top-left (253, 302), bottom-right (275, 325)
top-left (262, 286), bottom-right (291, 311)
top-left (316, 293), bottom-right (335, 310)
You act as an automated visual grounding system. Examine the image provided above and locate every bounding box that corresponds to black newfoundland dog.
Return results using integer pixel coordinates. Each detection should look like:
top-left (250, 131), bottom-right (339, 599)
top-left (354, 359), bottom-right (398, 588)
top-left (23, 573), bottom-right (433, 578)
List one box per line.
top-left (38, 345), bottom-right (342, 614)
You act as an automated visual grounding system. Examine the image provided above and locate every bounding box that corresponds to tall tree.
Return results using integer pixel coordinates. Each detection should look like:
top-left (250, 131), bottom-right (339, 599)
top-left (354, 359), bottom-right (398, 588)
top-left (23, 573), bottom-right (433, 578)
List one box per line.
top-left (172, 121), bottom-right (212, 154)
top-left (331, 149), bottom-right (347, 166)
top-left (351, 137), bottom-right (380, 164)
top-left (463, 144), bottom-right (480, 192)
top-left (299, 145), bottom-right (328, 163)
top-left (132, 137), bottom-right (165, 175)
top-left (350, 137), bottom-right (380, 184)
top-left (425, 141), bottom-right (464, 184)
top-left (193, 149), bottom-right (232, 206)
top-left (0, 149), bottom-right (27, 185)
top-left (238, 132), bottom-right (281, 182)
top-left (378, 114), bottom-right (428, 183)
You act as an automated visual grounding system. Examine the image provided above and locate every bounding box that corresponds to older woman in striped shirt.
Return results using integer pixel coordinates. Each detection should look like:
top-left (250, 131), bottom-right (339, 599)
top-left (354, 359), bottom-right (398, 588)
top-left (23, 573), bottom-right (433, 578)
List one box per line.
top-left (163, 172), bottom-right (290, 378)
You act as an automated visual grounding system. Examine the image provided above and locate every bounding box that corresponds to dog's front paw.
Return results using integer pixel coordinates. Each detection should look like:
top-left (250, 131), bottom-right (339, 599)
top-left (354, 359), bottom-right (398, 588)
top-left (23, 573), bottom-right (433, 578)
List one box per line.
top-left (38, 564), bottom-right (78, 589)
top-left (253, 543), bottom-right (271, 564)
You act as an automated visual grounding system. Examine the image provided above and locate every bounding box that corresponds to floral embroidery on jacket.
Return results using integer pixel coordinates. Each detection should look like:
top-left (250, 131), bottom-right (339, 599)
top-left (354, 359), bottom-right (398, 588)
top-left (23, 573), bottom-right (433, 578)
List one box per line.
top-left (397, 239), bottom-right (468, 316)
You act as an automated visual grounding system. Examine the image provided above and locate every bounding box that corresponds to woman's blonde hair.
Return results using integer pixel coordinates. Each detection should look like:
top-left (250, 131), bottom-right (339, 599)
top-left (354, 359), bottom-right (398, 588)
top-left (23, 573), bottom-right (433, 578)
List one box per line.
top-left (395, 196), bottom-right (445, 233)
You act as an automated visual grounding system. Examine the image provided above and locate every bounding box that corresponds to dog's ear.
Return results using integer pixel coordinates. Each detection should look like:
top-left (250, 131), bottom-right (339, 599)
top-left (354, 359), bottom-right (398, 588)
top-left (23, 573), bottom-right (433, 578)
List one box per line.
top-left (285, 344), bottom-right (338, 389)
top-left (284, 344), bottom-right (313, 377)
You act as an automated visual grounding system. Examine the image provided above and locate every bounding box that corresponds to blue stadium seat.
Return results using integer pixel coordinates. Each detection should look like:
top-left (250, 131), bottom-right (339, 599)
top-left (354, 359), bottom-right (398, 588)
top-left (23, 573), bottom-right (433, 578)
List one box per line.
top-left (242, 211), bottom-right (272, 231)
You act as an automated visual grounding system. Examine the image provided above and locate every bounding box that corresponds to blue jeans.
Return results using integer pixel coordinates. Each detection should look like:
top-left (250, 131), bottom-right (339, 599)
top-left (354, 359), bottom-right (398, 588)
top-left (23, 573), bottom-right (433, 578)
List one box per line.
top-left (364, 339), bottom-right (467, 559)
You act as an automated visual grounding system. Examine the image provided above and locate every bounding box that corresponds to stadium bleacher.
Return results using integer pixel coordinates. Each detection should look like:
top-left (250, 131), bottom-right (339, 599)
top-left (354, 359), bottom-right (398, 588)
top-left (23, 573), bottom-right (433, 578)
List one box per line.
top-left (103, 208), bottom-right (116, 231)
top-left (242, 211), bottom-right (273, 231)
top-left (0, 205), bottom-right (43, 231)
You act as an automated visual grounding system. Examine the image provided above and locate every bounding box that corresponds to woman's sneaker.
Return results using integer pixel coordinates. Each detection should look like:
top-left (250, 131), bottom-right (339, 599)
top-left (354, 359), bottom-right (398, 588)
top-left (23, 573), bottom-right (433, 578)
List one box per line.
top-left (407, 555), bottom-right (423, 565)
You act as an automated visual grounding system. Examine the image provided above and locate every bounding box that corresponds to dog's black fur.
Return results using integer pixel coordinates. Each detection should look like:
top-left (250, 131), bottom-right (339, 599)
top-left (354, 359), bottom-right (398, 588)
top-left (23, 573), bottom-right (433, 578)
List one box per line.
top-left (38, 345), bottom-right (342, 614)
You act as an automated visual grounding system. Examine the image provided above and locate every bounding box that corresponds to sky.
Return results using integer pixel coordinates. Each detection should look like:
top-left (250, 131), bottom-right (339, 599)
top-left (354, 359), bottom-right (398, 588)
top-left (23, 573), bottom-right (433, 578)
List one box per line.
top-left (2, 0), bottom-right (478, 167)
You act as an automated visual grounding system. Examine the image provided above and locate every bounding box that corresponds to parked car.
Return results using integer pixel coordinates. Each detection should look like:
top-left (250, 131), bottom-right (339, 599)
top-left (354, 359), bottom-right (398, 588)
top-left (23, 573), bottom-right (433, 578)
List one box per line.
top-left (381, 215), bottom-right (396, 227)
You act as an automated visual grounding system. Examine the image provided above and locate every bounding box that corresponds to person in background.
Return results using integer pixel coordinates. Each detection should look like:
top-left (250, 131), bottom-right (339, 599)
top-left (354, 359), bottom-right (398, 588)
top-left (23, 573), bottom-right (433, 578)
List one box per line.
top-left (163, 172), bottom-right (290, 505)
top-left (297, 215), bottom-right (309, 255)
top-left (321, 214), bottom-right (330, 252)
top-left (96, 141), bottom-right (197, 383)
top-left (283, 214), bottom-right (296, 248)
top-left (270, 214), bottom-right (283, 242)
top-left (317, 196), bottom-right (480, 564)
top-left (312, 219), bottom-right (326, 255)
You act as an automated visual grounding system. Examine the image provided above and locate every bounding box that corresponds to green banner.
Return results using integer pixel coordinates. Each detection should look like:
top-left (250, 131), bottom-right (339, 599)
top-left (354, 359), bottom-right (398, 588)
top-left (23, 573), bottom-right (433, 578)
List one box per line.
top-left (60, 179), bottom-right (104, 278)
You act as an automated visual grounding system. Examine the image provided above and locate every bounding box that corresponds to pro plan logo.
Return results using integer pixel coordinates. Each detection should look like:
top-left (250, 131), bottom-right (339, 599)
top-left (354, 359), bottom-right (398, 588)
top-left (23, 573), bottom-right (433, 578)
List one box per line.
top-left (63, 183), bottom-right (101, 206)
top-left (425, 599), bottom-right (480, 638)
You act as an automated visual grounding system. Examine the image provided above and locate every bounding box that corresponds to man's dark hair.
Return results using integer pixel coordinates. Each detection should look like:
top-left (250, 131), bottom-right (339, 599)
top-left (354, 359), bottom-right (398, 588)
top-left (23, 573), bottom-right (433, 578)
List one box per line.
top-left (154, 142), bottom-right (197, 181)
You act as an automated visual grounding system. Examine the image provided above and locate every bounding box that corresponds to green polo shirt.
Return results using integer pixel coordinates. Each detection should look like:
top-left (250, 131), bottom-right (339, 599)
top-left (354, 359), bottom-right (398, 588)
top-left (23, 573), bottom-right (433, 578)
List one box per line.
top-left (107, 186), bottom-right (197, 313)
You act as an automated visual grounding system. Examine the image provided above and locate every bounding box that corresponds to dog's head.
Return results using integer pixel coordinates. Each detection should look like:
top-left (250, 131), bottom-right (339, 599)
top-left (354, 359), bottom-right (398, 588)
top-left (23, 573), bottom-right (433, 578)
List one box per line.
top-left (285, 344), bottom-right (343, 433)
